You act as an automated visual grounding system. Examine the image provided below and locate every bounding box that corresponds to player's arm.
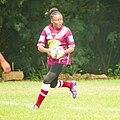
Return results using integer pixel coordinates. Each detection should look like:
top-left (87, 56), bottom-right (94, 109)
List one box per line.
top-left (0, 53), bottom-right (11, 73)
top-left (64, 46), bottom-right (75, 54)
top-left (38, 45), bottom-right (51, 56)
top-left (65, 28), bottom-right (75, 54)
top-left (37, 28), bottom-right (52, 56)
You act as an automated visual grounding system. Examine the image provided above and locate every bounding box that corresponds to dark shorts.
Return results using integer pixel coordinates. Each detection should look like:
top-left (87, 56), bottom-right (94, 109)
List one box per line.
top-left (43, 64), bottom-right (66, 88)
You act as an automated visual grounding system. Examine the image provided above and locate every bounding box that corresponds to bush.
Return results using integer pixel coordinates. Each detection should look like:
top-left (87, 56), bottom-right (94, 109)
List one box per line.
top-left (0, 68), bottom-right (3, 77)
top-left (108, 63), bottom-right (120, 76)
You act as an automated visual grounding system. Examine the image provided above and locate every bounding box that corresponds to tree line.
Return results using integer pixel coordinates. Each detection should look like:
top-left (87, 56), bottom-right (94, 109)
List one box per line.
top-left (0, 0), bottom-right (120, 79)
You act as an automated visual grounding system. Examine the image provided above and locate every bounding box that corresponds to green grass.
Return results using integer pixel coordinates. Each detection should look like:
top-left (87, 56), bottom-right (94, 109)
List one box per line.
top-left (0, 79), bottom-right (120, 120)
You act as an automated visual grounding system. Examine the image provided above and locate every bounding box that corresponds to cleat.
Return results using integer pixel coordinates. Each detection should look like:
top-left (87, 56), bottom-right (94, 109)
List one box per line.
top-left (32, 104), bottom-right (39, 110)
top-left (70, 81), bottom-right (77, 99)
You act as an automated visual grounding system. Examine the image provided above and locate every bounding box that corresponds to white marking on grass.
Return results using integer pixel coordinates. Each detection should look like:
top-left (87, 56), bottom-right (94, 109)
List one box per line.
top-left (0, 100), bottom-right (18, 105)
top-left (75, 106), bottom-right (120, 112)
top-left (0, 100), bottom-right (33, 108)
top-left (0, 100), bottom-right (120, 113)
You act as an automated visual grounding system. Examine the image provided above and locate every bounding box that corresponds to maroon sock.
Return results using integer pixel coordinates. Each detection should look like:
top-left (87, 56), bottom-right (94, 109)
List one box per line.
top-left (58, 80), bottom-right (72, 89)
top-left (62, 81), bottom-right (72, 88)
top-left (36, 89), bottom-right (48, 107)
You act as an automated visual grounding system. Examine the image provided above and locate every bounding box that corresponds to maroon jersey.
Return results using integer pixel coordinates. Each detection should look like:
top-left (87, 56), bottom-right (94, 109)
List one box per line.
top-left (37, 24), bottom-right (75, 65)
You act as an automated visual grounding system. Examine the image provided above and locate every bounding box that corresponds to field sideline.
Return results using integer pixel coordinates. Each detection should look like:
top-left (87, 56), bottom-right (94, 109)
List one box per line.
top-left (0, 79), bottom-right (120, 120)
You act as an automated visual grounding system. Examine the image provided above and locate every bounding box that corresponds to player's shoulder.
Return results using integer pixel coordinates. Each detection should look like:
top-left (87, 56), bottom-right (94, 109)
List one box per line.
top-left (62, 25), bottom-right (72, 35)
top-left (42, 25), bottom-right (50, 34)
top-left (62, 25), bottom-right (71, 32)
top-left (62, 25), bottom-right (69, 30)
top-left (43, 24), bottom-right (50, 30)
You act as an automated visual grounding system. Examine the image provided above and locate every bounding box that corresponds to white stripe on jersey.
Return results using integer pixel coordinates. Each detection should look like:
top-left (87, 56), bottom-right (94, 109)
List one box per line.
top-left (68, 35), bottom-right (74, 42)
top-left (68, 44), bottom-right (75, 47)
top-left (54, 26), bottom-right (68, 39)
top-left (37, 43), bottom-right (45, 46)
top-left (38, 35), bottom-right (45, 42)
top-left (44, 26), bottom-right (68, 39)
top-left (44, 26), bottom-right (53, 39)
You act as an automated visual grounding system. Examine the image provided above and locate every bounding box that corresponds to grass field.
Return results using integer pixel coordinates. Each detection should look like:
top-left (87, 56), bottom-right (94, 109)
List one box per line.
top-left (0, 79), bottom-right (120, 120)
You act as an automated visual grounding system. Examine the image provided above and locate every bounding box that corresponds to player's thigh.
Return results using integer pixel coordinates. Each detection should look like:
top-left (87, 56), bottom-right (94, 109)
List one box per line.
top-left (50, 77), bottom-right (58, 88)
top-left (43, 64), bottom-right (66, 84)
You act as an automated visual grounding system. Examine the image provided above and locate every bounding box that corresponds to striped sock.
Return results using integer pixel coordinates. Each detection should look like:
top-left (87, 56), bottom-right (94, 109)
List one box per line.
top-left (56, 80), bottom-right (72, 88)
top-left (36, 83), bottom-right (50, 108)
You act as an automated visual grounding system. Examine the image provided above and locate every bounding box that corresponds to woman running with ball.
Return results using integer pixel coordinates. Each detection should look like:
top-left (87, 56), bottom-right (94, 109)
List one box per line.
top-left (33, 7), bottom-right (77, 109)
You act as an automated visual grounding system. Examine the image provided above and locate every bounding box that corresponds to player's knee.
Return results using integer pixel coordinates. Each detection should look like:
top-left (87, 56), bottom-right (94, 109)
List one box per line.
top-left (50, 81), bottom-right (57, 88)
top-left (43, 78), bottom-right (51, 84)
top-left (43, 81), bottom-right (50, 84)
top-left (43, 72), bottom-right (58, 84)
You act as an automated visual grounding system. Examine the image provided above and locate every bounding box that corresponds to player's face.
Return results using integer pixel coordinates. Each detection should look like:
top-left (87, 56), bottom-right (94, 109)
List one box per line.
top-left (51, 14), bottom-right (63, 30)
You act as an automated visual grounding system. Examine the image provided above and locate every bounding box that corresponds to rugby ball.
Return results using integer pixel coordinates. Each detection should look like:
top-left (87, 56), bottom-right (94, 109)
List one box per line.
top-left (50, 46), bottom-right (65, 59)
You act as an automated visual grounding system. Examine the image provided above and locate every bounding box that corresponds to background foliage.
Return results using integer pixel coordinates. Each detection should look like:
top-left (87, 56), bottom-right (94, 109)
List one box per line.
top-left (0, 0), bottom-right (120, 79)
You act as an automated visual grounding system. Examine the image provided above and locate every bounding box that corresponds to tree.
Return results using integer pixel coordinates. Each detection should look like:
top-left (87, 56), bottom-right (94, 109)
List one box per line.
top-left (0, 0), bottom-right (120, 78)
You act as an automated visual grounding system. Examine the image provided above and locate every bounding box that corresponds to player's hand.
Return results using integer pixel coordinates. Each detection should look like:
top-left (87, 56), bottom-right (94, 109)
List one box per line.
top-left (50, 46), bottom-right (65, 59)
top-left (57, 50), bottom-right (65, 59)
top-left (46, 48), bottom-right (51, 57)
top-left (1, 60), bottom-right (11, 73)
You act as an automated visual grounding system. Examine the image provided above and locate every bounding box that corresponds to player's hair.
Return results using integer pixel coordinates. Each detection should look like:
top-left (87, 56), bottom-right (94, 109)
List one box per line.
top-left (49, 7), bottom-right (62, 19)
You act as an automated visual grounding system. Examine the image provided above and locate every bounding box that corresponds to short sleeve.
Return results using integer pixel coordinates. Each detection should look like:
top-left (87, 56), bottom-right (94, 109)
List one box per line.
top-left (37, 29), bottom-right (47, 46)
top-left (66, 29), bottom-right (75, 47)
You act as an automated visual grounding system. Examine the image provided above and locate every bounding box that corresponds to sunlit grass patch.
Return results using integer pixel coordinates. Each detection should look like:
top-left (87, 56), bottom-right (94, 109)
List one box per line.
top-left (0, 79), bottom-right (120, 120)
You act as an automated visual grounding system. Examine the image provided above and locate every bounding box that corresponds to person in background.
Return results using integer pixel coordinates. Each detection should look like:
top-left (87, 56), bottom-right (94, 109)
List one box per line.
top-left (0, 53), bottom-right (11, 73)
top-left (33, 7), bottom-right (77, 109)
